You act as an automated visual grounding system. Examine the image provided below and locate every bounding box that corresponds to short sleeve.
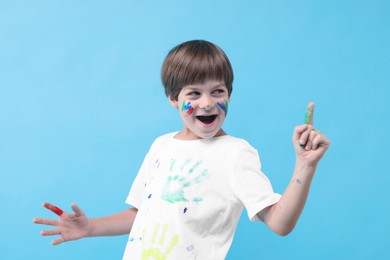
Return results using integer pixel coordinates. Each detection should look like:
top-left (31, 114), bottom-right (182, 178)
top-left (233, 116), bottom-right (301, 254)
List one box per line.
top-left (125, 152), bottom-right (151, 209)
top-left (230, 147), bottom-right (281, 222)
top-left (125, 134), bottom-right (172, 208)
top-left (125, 143), bottom-right (155, 209)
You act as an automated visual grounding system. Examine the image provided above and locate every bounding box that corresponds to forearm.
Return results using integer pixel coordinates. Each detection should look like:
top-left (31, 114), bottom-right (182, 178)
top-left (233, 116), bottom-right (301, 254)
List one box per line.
top-left (261, 103), bottom-right (330, 236)
top-left (88, 208), bottom-right (138, 237)
top-left (264, 161), bottom-right (317, 236)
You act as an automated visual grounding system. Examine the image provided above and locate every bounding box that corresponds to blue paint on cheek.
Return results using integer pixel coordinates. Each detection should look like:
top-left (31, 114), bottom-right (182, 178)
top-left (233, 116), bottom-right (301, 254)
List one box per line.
top-left (217, 102), bottom-right (225, 111)
top-left (182, 101), bottom-right (194, 115)
top-left (217, 99), bottom-right (228, 114)
top-left (148, 194), bottom-right (152, 199)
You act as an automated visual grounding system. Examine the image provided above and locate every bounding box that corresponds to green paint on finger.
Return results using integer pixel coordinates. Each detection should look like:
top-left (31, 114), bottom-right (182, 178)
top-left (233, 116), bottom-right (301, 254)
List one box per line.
top-left (305, 108), bottom-right (313, 124)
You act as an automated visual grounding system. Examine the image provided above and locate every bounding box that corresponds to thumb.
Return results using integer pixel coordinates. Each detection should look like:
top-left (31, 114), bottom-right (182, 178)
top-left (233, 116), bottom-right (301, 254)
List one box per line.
top-left (71, 203), bottom-right (86, 217)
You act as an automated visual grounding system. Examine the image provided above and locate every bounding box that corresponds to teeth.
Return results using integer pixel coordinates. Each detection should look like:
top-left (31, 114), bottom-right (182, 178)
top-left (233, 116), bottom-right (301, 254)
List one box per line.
top-left (196, 115), bottom-right (217, 124)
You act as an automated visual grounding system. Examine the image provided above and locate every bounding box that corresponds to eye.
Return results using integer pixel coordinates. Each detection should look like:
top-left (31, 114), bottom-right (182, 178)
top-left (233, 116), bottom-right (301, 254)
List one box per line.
top-left (187, 91), bottom-right (200, 97)
top-left (212, 89), bottom-right (225, 95)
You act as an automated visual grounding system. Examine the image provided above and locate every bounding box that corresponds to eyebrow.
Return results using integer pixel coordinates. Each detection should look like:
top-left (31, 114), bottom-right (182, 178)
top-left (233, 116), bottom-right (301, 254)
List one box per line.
top-left (185, 83), bottom-right (227, 91)
top-left (212, 84), bottom-right (226, 88)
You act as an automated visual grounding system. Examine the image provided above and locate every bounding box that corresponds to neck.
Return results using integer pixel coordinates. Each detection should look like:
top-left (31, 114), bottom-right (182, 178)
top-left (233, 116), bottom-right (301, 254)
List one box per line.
top-left (175, 129), bottom-right (227, 140)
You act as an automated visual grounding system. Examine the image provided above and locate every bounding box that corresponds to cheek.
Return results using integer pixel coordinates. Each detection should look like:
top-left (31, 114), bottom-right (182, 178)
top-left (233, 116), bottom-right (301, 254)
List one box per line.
top-left (217, 99), bottom-right (229, 115)
top-left (187, 107), bottom-right (194, 115)
top-left (181, 101), bottom-right (195, 116)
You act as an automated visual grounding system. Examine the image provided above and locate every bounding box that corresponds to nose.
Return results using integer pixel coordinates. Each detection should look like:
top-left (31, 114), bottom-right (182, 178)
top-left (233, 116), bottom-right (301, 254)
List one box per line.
top-left (199, 96), bottom-right (215, 110)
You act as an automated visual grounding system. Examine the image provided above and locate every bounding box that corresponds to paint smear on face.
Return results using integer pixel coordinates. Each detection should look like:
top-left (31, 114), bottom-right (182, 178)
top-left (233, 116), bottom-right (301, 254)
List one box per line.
top-left (217, 99), bottom-right (229, 115)
top-left (181, 101), bottom-right (194, 115)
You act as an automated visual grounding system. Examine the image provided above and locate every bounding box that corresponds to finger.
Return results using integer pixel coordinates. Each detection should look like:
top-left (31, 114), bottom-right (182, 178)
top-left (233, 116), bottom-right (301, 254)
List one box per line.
top-left (33, 218), bottom-right (57, 226)
top-left (298, 125), bottom-right (315, 147)
top-left (71, 203), bottom-right (85, 217)
top-left (304, 129), bottom-right (318, 150)
top-left (43, 202), bottom-right (64, 216)
top-left (312, 133), bottom-right (330, 150)
top-left (312, 134), bottom-right (322, 150)
top-left (305, 102), bottom-right (315, 125)
top-left (293, 124), bottom-right (310, 142)
top-left (52, 236), bottom-right (65, 246)
top-left (41, 228), bottom-right (61, 236)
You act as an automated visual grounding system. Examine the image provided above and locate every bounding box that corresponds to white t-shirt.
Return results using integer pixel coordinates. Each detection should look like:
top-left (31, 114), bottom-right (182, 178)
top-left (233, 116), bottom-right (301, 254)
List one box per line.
top-left (123, 132), bottom-right (281, 259)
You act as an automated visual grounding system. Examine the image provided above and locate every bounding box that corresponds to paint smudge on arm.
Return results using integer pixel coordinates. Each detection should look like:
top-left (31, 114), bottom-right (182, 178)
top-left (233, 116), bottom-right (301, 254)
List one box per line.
top-left (292, 178), bottom-right (302, 184)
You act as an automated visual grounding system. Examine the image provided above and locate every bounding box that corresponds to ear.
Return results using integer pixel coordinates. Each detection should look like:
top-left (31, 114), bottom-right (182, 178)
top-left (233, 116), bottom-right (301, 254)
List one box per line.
top-left (168, 96), bottom-right (179, 109)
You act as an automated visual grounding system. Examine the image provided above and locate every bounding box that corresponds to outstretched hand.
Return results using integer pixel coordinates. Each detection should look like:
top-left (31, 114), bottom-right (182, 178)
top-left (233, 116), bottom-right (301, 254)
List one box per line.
top-left (33, 202), bottom-right (90, 245)
top-left (293, 102), bottom-right (330, 166)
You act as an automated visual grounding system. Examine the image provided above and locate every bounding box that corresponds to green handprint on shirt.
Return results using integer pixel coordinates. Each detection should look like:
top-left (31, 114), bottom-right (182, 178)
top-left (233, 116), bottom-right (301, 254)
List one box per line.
top-left (161, 158), bottom-right (209, 204)
top-left (142, 223), bottom-right (179, 260)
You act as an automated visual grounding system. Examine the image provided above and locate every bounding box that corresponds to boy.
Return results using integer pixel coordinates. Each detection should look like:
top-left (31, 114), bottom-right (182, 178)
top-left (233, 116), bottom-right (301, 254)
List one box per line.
top-left (34, 40), bottom-right (330, 259)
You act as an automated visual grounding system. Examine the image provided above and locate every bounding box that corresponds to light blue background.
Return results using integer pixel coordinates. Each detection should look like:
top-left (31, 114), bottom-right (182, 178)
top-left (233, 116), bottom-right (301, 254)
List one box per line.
top-left (1, 1), bottom-right (389, 259)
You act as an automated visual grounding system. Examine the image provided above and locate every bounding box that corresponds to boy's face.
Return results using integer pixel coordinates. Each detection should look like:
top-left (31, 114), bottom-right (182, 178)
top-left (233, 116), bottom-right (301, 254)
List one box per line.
top-left (169, 80), bottom-right (230, 140)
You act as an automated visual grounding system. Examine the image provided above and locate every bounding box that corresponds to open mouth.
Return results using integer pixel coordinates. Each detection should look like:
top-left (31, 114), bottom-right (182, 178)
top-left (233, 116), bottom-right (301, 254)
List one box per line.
top-left (196, 115), bottom-right (217, 124)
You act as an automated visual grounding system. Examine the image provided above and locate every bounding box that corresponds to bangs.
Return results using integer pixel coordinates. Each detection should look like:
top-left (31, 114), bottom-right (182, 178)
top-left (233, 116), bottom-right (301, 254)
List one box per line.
top-left (178, 45), bottom-right (231, 87)
top-left (162, 40), bottom-right (233, 100)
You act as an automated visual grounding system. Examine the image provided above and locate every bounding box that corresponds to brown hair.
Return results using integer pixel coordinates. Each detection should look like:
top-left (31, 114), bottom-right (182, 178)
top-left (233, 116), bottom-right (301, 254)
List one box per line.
top-left (161, 40), bottom-right (234, 101)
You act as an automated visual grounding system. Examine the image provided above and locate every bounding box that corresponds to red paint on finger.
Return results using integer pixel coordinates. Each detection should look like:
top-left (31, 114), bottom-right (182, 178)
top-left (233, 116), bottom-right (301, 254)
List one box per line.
top-left (44, 202), bottom-right (64, 216)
